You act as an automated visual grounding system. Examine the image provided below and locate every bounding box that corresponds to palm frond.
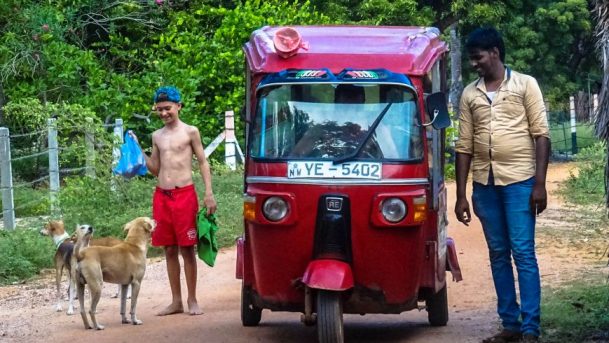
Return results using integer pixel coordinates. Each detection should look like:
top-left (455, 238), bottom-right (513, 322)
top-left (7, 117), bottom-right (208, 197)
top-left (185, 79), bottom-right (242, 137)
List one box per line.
top-left (593, 0), bottom-right (609, 214)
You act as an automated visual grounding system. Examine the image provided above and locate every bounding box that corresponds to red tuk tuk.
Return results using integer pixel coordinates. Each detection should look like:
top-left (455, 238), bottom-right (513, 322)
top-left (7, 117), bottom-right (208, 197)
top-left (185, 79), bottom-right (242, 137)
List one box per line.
top-left (236, 26), bottom-right (463, 343)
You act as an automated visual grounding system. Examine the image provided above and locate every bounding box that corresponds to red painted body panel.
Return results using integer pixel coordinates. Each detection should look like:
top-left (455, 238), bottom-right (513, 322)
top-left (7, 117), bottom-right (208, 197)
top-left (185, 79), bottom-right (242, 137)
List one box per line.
top-left (244, 26), bottom-right (448, 76)
top-left (302, 260), bottom-right (354, 291)
top-left (244, 181), bottom-right (429, 307)
top-left (238, 25), bottom-right (459, 314)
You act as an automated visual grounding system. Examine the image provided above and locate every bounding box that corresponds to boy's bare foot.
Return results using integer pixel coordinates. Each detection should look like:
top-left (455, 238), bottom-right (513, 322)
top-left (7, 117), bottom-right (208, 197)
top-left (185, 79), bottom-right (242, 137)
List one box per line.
top-left (187, 299), bottom-right (203, 315)
top-left (157, 302), bottom-right (184, 316)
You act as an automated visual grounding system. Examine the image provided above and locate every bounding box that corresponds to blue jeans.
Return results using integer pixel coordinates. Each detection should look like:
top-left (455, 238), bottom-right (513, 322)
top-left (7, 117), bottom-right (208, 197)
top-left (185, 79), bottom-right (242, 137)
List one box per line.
top-left (472, 176), bottom-right (540, 337)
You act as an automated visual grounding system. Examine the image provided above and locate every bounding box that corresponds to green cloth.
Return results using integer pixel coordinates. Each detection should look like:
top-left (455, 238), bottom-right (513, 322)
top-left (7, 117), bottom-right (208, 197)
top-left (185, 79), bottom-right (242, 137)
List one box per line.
top-left (197, 209), bottom-right (219, 267)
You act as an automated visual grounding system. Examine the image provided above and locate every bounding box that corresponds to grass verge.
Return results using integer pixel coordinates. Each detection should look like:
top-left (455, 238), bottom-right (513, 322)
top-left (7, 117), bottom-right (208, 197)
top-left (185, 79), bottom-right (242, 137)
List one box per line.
top-left (0, 163), bottom-right (244, 285)
top-left (542, 276), bottom-right (609, 342)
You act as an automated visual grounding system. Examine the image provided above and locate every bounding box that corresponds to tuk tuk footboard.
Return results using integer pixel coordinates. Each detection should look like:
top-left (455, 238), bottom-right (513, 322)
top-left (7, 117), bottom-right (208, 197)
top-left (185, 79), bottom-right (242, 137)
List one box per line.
top-left (342, 286), bottom-right (419, 314)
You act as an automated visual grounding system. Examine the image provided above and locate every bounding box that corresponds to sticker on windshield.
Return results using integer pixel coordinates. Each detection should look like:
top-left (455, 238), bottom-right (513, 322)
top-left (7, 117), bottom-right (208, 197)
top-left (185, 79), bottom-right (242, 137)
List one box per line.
top-left (344, 70), bottom-right (380, 79)
top-left (293, 70), bottom-right (328, 79)
top-left (287, 161), bottom-right (381, 179)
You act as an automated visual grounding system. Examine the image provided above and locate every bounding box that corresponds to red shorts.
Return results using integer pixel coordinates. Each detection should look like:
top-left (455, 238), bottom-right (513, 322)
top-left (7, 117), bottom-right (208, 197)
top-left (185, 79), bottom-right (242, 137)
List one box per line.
top-left (152, 184), bottom-right (199, 247)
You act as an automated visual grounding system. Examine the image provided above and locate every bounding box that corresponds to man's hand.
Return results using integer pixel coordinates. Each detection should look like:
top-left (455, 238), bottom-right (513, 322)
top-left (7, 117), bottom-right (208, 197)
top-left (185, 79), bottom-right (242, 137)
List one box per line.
top-left (530, 183), bottom-right (547, 215)
top-left (455, 197), bottom-right (472, 226)
top-left (203, 193), bottom-right (217, 215)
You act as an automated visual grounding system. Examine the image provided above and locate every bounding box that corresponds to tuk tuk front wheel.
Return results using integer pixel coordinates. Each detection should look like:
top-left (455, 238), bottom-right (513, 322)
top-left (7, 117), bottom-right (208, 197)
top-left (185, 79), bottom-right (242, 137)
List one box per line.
top-left (316, 290), bottom-right (344, 343)
top-left (426, 285), bottom-right (448, 326)
top-left (241, 284), bottom-right (262, 327)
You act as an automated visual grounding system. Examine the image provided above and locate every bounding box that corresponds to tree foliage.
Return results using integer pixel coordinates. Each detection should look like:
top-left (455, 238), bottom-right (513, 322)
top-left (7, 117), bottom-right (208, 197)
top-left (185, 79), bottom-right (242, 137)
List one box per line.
top-left (0, 0), bottom-right (601, 152)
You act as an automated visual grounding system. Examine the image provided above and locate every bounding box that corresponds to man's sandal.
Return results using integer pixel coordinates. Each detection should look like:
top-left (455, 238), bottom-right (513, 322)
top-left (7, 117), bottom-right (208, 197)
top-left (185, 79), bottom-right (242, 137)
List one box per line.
top-left (481, 329), bottom-right (522, 343)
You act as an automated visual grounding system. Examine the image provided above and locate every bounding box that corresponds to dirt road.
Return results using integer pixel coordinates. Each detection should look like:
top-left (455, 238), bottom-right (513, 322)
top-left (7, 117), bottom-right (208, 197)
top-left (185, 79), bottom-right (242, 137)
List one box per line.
top-left (0, 163), bottom-right (603, 343)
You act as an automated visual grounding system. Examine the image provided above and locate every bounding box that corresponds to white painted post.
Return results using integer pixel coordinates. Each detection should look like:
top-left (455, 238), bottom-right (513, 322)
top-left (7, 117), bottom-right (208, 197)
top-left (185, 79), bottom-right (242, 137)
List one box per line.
top-left (593, 93), bottom-right (598, 123)
top-left (0, 128), bottom-right (15, 230)
top-left (85, 117), bottom-right (96, 178)
top-left (569, 96), bottom-right (577, 155)
top-left (112, 118), bottom-right (124, 167)
top-left (225, 110), bottom-right (237, 171)
top-left (48, 118), bottom-right (60, 216)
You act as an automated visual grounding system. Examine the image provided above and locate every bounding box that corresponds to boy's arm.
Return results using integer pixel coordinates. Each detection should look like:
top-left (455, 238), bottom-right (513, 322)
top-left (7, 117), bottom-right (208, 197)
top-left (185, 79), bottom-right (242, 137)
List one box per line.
top-left (190, 127), bottom-right (217, 215)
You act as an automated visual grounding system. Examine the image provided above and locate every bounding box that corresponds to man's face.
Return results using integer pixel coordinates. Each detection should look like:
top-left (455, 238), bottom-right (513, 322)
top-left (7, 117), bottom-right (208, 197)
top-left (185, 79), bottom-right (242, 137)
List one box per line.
top-left (468, 47), bottom-right (499, 78)
top-left (154, 101), bottom-right (181, 124)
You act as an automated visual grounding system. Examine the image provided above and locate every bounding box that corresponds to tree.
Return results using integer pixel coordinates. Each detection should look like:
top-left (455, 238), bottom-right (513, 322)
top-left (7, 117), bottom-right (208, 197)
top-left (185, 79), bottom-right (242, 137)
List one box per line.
top-left (592, 0), bottom-right (609, 213)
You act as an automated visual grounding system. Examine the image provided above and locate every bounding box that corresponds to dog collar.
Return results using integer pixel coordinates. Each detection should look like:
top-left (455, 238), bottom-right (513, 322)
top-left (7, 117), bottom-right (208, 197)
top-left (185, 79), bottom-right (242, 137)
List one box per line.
top-left (54, 232), bottom-right (70, 250)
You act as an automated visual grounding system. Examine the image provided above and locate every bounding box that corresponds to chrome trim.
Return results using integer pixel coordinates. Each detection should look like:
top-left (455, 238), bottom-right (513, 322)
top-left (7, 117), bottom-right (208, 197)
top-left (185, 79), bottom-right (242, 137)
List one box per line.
top-left (246, 176), bottom-right (429, 185)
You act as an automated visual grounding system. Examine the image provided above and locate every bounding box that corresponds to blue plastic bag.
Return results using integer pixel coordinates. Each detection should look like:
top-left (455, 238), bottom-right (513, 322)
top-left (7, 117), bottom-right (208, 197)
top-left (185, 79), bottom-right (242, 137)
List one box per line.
top-left (113, 130), bottom-right (148, 178)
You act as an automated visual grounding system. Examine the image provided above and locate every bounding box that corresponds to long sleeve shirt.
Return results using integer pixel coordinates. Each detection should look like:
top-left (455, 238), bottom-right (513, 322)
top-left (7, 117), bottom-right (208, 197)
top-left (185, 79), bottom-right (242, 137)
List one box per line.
top-left (455, 68), bottom-right (550, 186)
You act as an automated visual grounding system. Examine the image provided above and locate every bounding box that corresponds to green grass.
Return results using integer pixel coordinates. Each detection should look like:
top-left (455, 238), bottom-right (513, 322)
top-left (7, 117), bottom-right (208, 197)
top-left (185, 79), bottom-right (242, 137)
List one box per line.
top-left (0, 164), bottom-right (245, 285)
top-left (541, 277), bottom-right (609, 342)
top-left (559, 142), bottom-right (607, 206)
top-left (0, 227), bottom-right (55, 284)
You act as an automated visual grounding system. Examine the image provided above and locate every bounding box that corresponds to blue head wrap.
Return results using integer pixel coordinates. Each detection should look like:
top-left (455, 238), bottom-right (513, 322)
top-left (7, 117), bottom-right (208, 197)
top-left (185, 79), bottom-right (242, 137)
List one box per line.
top-left (153, 86), bottom-right (182, 103)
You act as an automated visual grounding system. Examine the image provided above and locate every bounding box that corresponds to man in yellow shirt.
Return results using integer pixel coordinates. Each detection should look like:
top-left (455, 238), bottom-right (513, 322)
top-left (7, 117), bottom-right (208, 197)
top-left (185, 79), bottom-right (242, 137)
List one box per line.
top-left (454, 27), bottom-right (550, 343)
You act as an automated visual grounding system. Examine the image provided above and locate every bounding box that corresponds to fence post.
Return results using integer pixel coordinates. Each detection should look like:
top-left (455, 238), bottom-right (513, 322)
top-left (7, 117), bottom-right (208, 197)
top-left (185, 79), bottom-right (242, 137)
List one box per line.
top-left (0, 128), bottom-right (15, 230)
top-left (112, 118), bottom-right (124, 167)
top-left (85, 117), bottom-right (96, 178)
top-left (569, 96), bottom-right (577, 155)
top-left (48, 118), bottom-right (60, 216)
top-left (593, 93), bottom-right (598, 124)
top-left (224, 111), bottom-right (236, 171)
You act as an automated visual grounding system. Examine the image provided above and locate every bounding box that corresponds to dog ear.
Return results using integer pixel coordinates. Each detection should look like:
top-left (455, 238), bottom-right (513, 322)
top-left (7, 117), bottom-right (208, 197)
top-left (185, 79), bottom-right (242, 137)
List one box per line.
top-left (123, 223), bottom-right (131, 232)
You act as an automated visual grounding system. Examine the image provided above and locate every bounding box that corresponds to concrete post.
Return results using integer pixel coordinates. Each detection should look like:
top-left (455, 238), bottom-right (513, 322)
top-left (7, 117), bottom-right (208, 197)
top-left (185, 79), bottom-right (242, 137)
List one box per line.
top-left (569, 96), bottom-right (577, 155)
top-left (85, 117), bottom-right (96, 178)
top-left (225, 111), bottom-right (236, 171)
top-left (0, 127), bottom-right (15, 229)
top-left (48, 118), bottom-right (60, 216)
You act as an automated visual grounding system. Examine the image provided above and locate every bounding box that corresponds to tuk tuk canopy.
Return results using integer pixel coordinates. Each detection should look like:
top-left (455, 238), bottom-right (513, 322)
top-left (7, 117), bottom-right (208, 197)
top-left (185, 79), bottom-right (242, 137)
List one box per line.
top-left (243, 26), bottom-right (448, 76)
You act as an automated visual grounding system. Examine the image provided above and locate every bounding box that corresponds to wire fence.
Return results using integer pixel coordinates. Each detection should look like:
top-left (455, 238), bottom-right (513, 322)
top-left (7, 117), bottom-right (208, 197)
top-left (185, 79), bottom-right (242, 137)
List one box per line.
top-left (548, 110), bottom-right (599, 159)
top-left (0, 110), bottom-right (242, 230)
top-left (0, 119), bottom-right (125, 229)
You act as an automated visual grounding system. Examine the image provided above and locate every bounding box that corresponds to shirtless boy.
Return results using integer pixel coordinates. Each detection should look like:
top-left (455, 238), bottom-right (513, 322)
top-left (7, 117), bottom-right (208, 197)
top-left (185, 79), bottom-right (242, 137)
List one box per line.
top-left (136, 86), bottom-right (217, 315)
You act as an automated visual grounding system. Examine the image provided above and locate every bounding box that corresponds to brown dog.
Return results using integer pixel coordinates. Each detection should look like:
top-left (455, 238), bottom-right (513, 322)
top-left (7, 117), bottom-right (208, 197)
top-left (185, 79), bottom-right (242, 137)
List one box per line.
top-left (41, 220), bottom-right (124, 315)
top-left (75, 217), bottom-right (156, 330)
top-left (40, 220), bottom-right (77, 314)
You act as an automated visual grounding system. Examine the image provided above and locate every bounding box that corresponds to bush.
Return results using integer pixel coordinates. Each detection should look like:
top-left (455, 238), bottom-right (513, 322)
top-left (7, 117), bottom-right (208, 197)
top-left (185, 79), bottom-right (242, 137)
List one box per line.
top-left (59, 175), bottom-right (155, 239)
top-left (561, 142), bottom-right (607, 205)
top-left (0, 228), bottom-right (54, 284)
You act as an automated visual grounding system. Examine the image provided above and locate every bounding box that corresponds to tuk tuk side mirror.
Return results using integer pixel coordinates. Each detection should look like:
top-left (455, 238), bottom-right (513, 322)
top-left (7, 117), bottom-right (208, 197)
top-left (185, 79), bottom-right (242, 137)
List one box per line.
top-left (423, 92), bottom-right (451, 130)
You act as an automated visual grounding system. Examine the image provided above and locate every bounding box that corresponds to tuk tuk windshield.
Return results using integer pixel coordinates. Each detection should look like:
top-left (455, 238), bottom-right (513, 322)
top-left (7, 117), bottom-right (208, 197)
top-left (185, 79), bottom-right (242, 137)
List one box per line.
top-left (250, 83), bottom-right (423, 161)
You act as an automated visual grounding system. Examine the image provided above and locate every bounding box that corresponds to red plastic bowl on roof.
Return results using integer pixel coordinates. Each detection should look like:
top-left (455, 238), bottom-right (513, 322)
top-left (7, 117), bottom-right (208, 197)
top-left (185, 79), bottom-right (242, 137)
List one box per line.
top-left (273, 27), bottom-right (302, 58)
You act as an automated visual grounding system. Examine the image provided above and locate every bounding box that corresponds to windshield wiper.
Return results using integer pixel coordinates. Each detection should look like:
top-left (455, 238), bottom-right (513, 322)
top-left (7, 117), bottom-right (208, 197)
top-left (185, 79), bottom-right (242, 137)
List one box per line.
top-left (332, 102), bottom-right (393, 165)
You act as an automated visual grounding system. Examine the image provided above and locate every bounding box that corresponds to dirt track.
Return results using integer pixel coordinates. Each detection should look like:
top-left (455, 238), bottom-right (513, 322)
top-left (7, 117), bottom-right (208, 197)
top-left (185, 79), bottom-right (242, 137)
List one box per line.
top-left (0, 163), bottom-right (604, 343)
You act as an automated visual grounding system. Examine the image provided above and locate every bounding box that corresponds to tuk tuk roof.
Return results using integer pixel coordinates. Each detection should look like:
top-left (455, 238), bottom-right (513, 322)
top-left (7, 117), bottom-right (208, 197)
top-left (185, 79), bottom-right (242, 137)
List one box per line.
top-left (244, 26), bottom-right (448, 76)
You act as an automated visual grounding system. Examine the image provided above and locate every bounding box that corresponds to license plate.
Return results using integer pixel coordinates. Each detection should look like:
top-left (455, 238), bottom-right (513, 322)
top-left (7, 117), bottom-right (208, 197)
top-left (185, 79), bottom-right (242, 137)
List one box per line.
top-left (287, 161), bottom-right (381, 179)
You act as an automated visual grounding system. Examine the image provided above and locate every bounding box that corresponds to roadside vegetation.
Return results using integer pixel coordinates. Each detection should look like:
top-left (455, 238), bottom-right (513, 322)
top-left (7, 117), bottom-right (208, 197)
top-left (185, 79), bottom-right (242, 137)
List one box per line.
top-left (540, 142), bottom-right (609, 342)
top-left (0, 161), bottom-right (244, 285)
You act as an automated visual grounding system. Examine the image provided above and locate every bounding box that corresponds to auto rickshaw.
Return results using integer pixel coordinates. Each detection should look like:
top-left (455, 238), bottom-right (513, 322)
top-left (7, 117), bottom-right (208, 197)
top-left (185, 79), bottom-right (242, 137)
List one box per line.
top-left (236, 25), bottom-right (463, 343)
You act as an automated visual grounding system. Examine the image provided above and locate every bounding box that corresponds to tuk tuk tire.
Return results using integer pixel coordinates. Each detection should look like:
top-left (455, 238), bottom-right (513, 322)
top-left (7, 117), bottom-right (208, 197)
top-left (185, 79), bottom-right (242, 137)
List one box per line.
top-left (426, 285), bottom-right (448, 327)
top-left (241, 284), bottom-right (262, 327)
top-left (316, 290), bottom-right (344, 343)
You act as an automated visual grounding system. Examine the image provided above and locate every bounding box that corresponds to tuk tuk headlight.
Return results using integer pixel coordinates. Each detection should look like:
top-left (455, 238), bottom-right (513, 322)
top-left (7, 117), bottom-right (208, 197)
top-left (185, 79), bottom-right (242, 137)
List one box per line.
top-left (381, 198), bottom-right (407, 223)
top-left (262, 196), bottom-right (289, 222)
